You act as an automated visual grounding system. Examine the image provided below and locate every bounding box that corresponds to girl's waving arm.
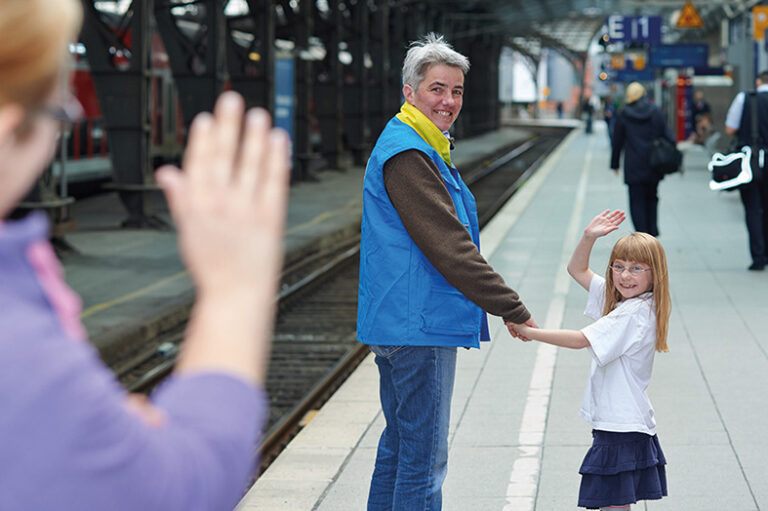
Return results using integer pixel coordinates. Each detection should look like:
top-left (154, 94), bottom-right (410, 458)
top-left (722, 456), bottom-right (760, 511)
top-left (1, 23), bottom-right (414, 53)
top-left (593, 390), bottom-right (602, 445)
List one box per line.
top-left (567, 210), bottom-right (625, 291)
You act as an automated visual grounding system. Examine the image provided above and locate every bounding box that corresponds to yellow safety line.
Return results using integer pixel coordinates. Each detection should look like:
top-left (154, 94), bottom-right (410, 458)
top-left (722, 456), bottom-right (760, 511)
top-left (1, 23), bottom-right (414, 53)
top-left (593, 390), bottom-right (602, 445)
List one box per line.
top-left (284, 197), bottom-right (362, 236)
top-left (284, 211), bottom-right (336, 235)
top-left (81, 199), bottom-right (362, 319)
top-left (80, 269), bottom-right (189, 319)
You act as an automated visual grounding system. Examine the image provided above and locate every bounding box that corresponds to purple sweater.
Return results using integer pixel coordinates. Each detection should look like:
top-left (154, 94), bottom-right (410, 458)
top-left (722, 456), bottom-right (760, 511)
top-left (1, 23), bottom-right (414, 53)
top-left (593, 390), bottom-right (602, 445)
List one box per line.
top-left (0, 213), bottom-right (267, 510)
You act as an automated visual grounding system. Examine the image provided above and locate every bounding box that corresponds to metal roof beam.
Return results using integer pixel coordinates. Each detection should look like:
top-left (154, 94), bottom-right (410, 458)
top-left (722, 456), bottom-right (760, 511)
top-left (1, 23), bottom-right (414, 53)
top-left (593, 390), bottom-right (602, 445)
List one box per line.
top-left (503, 39), bottom-right (539, 72)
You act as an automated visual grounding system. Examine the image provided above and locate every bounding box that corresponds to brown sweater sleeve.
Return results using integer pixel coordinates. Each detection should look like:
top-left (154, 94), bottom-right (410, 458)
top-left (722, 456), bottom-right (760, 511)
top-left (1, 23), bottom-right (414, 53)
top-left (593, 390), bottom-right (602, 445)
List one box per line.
top-left (383, 149), bottom-right (531, 324)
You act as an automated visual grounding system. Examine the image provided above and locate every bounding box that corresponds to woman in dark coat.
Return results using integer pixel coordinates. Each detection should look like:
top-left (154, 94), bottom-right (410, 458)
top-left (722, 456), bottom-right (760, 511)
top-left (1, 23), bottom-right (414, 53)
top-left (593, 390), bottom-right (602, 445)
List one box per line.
top-left (611, 82), bottom-right (675, 236)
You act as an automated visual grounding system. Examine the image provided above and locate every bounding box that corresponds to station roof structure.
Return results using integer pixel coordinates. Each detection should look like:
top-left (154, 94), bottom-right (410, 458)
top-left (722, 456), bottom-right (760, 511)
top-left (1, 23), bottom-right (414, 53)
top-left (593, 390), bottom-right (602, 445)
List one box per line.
top-left (93, 0), bottom-right (761, 62)
top-left (439, 0), bottom-right (762, 61)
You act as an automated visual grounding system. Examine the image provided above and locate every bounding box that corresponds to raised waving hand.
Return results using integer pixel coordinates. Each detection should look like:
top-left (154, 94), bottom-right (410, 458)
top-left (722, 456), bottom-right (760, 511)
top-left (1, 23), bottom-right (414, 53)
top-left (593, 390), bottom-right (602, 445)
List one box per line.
top-left (584, 209), bottom-right (625, 240)
top-left (567, 209), bottom-right (625, 291)
top-left (155, 91), bottom-right (291, 385)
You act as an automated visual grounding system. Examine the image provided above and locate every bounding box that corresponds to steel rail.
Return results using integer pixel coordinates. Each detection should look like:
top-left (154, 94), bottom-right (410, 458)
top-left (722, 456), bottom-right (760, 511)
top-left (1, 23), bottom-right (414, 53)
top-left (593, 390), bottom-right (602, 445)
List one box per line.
top-left (258, 335), bottom-right (369, 468)
top-left (465, 139), bottom-right (536, 186)
top-left (477, 144), bottom-right (553, 227)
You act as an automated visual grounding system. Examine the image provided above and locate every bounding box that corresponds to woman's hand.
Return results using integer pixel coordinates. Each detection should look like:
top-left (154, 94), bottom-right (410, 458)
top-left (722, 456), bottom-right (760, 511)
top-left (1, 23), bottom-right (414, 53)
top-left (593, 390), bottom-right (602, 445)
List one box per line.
top-left (155, 92), bottom-right (290, 298)
top-left (155, 91), bottom-right (290, 384)
top-left (584, 209), bottom-right (625, 240)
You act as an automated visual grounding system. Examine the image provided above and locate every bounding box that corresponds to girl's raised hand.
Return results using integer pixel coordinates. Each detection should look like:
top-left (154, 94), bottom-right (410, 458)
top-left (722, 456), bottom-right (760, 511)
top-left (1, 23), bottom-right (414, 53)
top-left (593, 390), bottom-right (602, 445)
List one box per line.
top-left (584, 209), bottom-right (625, 239)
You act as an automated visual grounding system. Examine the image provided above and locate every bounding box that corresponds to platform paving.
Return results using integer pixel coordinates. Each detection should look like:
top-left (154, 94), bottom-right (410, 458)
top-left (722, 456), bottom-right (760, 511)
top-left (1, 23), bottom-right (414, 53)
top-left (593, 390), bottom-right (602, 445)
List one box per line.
top-left (238, 123), bottom-right (768, 511)
top-left (59, 126), bottom-right (532, 362)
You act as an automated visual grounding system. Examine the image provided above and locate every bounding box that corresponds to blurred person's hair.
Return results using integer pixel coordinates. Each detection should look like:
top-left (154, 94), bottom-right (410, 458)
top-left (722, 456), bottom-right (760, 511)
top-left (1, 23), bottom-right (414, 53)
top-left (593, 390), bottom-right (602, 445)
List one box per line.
top-left (625, 82), bottom-right (646, 104)
top-left (0, 0), bottom-right (82, 111)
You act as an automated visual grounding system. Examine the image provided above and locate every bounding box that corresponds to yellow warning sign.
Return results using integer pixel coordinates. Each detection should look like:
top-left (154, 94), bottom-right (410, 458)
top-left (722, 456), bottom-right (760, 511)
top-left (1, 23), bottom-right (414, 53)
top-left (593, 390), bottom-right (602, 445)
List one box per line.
top-left (677, 1), bottom-right (703, 29)
top-left (754, 6), bottom-right (768, 41)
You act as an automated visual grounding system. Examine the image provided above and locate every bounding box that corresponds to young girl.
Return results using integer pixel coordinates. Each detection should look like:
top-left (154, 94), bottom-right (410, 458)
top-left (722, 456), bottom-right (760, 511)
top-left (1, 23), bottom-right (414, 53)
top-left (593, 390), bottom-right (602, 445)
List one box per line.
top-left (509, 209), bottom-right (669, 511)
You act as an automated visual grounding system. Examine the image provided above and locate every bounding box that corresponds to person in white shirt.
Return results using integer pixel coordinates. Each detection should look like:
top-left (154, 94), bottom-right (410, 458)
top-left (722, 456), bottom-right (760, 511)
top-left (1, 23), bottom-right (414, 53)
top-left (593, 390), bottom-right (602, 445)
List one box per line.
top-left (509, 210), bottom-right (670, 511)
top-left (723, 70), bottom-right (768, 271)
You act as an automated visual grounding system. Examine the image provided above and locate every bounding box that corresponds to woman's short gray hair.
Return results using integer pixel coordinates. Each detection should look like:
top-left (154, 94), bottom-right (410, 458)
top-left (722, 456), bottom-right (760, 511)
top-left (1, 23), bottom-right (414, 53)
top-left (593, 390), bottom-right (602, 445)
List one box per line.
top-left (402, 33), bottom-right (470, 91)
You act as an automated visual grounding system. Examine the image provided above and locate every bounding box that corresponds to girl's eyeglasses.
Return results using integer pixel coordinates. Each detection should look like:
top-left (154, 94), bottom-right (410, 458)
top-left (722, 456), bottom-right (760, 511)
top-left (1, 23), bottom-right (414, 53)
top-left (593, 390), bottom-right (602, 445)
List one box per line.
top-left (610, 263), bottom-right (651, 275)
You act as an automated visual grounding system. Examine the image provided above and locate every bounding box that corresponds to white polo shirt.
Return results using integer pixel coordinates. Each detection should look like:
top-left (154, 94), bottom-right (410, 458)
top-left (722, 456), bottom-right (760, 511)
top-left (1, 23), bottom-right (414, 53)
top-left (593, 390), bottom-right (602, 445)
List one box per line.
top-left (579, 274), bottom-right (658, 435)
top-left (725, 83), bottom-right (768, 131)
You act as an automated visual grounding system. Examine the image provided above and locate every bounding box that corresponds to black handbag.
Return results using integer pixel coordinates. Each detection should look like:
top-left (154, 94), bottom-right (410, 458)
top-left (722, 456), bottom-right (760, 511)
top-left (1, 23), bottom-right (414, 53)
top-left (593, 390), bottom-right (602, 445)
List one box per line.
top-left (708, 146), bottom-right (753, 190)
top-left (650, 136), bottom-right (682, 175)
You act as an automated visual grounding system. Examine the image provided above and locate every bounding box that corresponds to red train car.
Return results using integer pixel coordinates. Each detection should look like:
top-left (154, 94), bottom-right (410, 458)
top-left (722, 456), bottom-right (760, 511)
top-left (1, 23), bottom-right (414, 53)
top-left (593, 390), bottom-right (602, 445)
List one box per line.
top-left (57, 38), bottom-right (183, 186)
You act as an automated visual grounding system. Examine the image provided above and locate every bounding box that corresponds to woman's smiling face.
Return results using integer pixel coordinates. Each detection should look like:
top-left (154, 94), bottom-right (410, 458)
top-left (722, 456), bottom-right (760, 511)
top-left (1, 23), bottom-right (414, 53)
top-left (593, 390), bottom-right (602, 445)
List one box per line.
top-left (402, 63), bottom-right (464, 133)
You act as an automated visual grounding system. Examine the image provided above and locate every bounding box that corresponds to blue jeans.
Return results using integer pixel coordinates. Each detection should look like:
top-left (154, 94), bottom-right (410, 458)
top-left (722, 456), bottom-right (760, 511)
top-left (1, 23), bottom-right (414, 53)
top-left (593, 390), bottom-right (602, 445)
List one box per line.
top-left (367, 345), bottom-right (457, 511)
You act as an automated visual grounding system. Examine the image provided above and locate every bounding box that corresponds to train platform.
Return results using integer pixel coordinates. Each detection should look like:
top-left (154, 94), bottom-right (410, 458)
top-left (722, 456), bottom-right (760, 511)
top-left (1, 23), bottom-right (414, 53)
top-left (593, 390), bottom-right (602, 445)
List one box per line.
top-left (60, 125), bottom-right (535, 364)
top-left (237, 123), bottom-right (768, 511)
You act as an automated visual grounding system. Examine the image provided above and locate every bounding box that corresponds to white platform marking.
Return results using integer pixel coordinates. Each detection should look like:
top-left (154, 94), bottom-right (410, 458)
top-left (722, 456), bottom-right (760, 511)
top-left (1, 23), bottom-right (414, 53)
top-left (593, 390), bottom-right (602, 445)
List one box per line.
top-left (503, 136), bottom-right (593, 511)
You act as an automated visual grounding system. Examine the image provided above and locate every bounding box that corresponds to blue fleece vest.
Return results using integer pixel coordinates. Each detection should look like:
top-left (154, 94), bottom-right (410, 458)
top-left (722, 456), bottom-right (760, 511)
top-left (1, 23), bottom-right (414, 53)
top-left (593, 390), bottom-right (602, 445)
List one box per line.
top-left (357, 117), bottom-right (490, 348)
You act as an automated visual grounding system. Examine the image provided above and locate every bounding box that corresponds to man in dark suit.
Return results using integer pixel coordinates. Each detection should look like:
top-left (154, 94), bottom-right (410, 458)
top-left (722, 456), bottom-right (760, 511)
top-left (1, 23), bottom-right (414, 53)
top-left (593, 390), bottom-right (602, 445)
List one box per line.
top-left (725, 70), bottom-right (768, 270)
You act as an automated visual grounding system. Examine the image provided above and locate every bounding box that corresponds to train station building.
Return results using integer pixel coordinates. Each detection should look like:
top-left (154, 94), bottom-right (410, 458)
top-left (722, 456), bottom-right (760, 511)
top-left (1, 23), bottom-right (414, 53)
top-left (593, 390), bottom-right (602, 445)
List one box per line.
top-left (11, 1), bottom-right (768, 510)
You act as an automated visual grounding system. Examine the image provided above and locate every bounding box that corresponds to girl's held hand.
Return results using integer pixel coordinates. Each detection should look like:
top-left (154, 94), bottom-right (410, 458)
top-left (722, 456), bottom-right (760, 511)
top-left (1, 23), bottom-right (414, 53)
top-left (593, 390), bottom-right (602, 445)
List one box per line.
top-left (584, 209), bottom-right (625, 240)
top-left (506, 319), bottom-right (538, 342)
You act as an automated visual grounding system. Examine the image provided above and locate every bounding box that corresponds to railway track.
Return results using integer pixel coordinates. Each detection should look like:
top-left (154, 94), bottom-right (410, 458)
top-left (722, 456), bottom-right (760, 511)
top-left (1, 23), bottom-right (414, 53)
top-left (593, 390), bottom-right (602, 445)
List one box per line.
top-left (112, 125), bottom-right (571, 474)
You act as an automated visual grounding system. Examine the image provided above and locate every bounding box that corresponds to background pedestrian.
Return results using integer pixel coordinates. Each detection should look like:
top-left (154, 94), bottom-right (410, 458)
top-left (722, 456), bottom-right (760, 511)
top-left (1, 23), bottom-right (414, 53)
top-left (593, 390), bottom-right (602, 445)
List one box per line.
top-left (610, 82), bottom-right (675, 237)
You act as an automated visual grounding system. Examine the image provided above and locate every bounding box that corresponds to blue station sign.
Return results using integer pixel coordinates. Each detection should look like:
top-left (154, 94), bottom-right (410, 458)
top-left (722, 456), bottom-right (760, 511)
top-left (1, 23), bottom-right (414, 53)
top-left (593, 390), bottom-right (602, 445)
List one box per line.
top-left (614, 69), bottom-right (656, 82)
top-left (273, 56), bottom-right (295, 143)
top-left (606, 15), bottom-right (662, 44)
top-left (648, 44), bottom-right (708, 68)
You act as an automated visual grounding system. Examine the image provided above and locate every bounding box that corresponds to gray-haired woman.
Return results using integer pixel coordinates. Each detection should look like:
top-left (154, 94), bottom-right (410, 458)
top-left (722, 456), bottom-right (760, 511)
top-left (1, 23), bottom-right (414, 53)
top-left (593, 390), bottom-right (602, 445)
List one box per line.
top-left (358, 33), bottom-right (536, 510)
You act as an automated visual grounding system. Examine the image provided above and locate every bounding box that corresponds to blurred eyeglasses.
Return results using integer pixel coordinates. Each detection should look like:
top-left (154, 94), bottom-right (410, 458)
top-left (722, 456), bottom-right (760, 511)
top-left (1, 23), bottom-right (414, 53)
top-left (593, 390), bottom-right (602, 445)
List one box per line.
top-left (38, 93), bottom-right (84, 125)
top-left (610, 263), bottom-right (651, 275)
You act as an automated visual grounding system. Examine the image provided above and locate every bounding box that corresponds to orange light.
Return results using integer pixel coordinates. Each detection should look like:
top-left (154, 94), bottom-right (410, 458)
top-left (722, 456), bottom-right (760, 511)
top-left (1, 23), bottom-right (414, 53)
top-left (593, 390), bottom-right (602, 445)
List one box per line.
top-left (599, 72), bottom-right (609, 81)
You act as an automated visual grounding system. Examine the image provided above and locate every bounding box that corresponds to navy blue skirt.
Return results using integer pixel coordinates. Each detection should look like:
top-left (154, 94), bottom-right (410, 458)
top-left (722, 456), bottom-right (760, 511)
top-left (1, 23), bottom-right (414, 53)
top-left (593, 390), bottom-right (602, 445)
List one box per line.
top-left (578, 430), bottom-right (667, 509)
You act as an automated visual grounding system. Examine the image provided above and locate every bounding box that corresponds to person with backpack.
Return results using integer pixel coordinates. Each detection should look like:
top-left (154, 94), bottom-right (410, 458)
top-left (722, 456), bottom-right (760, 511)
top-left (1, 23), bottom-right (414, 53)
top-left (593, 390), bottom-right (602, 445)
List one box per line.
top-left (724, 70), bottom-right (768, 271)
top-left (611, 82), bottom-right (675, 237)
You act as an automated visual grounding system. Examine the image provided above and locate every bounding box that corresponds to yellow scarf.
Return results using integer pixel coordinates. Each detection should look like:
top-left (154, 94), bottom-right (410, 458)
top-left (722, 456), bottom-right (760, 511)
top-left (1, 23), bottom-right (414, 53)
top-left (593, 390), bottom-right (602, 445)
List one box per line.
top-left (395, 102), bottom-right (453, 167)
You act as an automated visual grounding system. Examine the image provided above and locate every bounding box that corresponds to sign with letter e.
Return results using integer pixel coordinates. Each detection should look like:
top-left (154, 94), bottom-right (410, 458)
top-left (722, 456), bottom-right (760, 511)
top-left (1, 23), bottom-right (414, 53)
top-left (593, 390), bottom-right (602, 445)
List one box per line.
top-left (606, 15), bottom-right (662, 44)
